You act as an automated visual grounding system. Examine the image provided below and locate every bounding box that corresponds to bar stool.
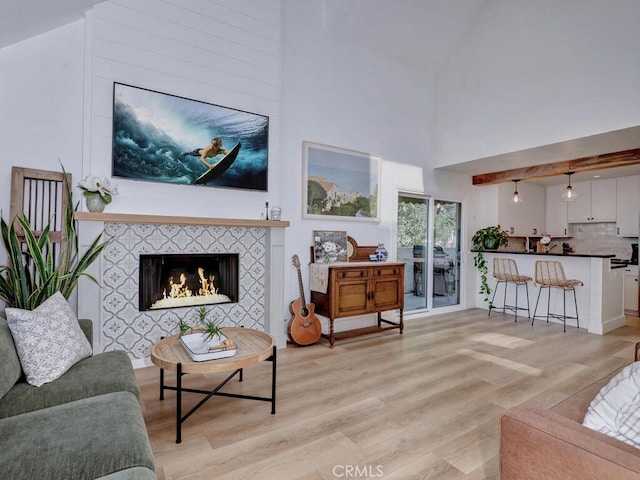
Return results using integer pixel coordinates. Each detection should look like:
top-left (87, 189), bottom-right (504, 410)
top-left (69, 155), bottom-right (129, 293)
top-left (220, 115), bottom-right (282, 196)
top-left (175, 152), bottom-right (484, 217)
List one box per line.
top-left (532, 260), bottom-right (584, 332)
top-left (488, 258), bottom-right (532, 321)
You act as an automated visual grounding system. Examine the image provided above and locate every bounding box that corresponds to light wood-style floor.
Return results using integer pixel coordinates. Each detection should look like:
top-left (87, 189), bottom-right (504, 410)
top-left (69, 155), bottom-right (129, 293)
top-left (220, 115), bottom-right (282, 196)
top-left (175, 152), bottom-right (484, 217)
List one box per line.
top-left (135, 309), bottom-right (640, 479)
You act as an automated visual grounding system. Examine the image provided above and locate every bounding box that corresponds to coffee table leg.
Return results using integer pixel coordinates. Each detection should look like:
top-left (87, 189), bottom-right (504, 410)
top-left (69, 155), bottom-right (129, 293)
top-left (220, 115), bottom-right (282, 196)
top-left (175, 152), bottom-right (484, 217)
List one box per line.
top-left (271, 346), bottom-right (277, 414)
top-left (176, 362), bottom-right (182, 444)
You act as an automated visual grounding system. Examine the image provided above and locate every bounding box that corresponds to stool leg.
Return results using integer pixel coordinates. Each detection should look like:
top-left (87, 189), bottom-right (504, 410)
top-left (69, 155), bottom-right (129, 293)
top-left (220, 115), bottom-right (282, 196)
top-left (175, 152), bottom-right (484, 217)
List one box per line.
top-left (525, 282), bottom-right (531, 318)
top-left (532, 285), bottom-right (543, 326)
top-left (572, 287), bottom-right (579, 329)
top-left (546, 286), bottom-right (551, 323)
top-left (502, 281), bottom-right (508, 315)
top-left (563, 288), bottom-right (567, 333)
top-left (514, 283), bottom-right (519, 322)
top-left (489, 280), bottom-right (500, 316)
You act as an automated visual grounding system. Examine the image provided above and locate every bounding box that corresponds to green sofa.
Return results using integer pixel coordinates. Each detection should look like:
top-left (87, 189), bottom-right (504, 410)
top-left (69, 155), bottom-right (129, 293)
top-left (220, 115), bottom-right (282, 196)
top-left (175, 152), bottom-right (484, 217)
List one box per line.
top-left (0, 315), bottom-right (156, 480)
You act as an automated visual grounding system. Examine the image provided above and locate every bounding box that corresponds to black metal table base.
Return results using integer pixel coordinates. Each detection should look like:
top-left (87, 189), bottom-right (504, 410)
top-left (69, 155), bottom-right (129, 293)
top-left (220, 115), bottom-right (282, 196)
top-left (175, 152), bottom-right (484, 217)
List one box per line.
top-left (159, 346), bottom-right (277, 443)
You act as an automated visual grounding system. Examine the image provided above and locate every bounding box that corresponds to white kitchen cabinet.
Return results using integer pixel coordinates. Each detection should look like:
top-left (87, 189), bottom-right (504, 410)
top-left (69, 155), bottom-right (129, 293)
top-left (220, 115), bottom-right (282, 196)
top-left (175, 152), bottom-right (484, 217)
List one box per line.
top-left (545, 184), bottom-right (569, 237)
top-left (567, 178), bottom-right (616, 223)
top-left (497, 182), bottom-right (544, 236)
top-left (624, 264), bottom-right (639, 315)
top-left (616, 175), bottom-right (640, 237)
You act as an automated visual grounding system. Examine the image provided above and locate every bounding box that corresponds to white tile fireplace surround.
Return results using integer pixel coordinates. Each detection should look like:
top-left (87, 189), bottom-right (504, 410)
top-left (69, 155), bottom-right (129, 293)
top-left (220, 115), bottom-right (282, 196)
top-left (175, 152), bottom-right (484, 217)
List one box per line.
top-left (76, 213), bottom-right (288, 368)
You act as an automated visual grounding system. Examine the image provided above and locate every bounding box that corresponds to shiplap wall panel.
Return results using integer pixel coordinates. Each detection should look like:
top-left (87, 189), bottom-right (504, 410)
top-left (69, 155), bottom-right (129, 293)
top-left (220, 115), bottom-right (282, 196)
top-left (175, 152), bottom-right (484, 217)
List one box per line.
top-left (93, 19), bottom-right (279, 89)
top-left (92, 57), bottom-right (278, 116)
top-left (163, 0), bottom-right (280, 44)
top-left (87, 0), bottom-right (281, 214)
top-left (202, 0), bottom-right (280, 25)
top-left (93, 41), bottom-right (279, 100)
top-left (96, 2), bottom-right (279, 68)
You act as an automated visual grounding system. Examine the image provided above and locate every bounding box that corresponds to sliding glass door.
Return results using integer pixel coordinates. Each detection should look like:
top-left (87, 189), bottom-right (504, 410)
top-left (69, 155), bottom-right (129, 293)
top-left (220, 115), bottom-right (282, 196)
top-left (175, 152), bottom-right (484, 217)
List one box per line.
top-left (397, 194), bottom-right (461, 312)
top-left (432, 200), bottom-right (461, 308)
top-left (397, 194), bottom-right (429, 311)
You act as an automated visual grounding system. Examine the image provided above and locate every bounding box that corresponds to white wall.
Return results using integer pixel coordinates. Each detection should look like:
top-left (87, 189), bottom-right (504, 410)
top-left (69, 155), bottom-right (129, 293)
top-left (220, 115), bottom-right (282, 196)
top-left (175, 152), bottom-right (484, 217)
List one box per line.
top-left (0, 21), bottom-right (86, 267)
top-left (280, 0), bottom-right (475, 315)
top-left (85, 0), bottom-right (282, 218)
top-left (0, 0), bottom-right (478, 320)
top-left (435, 0), bottom-right (640, 166)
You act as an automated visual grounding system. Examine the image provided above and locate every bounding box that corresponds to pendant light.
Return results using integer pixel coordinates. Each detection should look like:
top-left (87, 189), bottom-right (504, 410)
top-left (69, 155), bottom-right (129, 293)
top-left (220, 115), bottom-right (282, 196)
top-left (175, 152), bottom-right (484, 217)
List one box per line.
top-left (512, 179), bottom-right (522, 204)
top-left (562, 172), bottom-right (578, 202)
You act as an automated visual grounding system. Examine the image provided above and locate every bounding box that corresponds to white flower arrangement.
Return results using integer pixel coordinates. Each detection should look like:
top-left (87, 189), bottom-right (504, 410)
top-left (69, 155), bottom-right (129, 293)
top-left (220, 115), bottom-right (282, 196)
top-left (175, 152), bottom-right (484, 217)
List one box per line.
top-left (540, 233), bottom-right (552, 245)
top-left (77, 176), bottom-right (119, 205)
top-left (321, 241), bottom-right (338, 263)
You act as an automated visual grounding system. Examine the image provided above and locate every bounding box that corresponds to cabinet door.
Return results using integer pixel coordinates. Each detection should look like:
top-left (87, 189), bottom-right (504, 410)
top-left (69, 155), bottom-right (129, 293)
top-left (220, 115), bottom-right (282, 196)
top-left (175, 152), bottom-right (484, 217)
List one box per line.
top-left (370, 266), bottom-right (404, 311)
top-left (624, 270), bottom-right (639, 312)
top-left (616, 176), bottom-right (640, 236)
top-left (332, 269), bottom-right (370, 318)
top-left (590, 178), bottom-right (616, 221)
top-left (567, 181), bottom-right (591, 223)
top-left (545, 184), bottom-right (569, 236)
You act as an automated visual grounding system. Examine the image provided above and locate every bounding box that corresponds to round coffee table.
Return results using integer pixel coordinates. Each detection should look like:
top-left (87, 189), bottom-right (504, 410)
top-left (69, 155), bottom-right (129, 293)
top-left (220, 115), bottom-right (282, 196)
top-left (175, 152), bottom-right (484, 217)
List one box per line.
top-left (151, 327), bottom-right (276, 443)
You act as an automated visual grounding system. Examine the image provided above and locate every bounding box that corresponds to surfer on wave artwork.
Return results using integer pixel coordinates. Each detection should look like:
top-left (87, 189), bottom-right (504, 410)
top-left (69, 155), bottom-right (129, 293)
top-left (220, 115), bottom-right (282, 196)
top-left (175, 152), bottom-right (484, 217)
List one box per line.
top-left (183, 137), bottom-right (230, 169)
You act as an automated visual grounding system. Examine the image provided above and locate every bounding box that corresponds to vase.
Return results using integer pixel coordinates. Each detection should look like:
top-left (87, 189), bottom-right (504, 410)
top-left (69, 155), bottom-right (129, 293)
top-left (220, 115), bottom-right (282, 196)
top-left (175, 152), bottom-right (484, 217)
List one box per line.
top-left (85, 192), bottom-right (106, 213)
top-left (484, 237), bottom-right (499, 250)
top-left (375, 243), bottom-right (388, 262)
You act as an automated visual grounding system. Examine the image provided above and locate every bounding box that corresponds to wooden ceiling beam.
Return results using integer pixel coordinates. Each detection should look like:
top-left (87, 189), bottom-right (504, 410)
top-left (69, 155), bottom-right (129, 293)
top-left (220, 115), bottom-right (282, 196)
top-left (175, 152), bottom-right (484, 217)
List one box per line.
top-left (472, 148), bottom-right (640, 185)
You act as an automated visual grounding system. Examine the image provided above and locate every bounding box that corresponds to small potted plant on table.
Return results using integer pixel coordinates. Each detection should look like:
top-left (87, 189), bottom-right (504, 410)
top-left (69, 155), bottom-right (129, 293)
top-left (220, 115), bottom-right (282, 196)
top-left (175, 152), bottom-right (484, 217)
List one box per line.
top-left (178, 306), bottom-right (235, 361)
top-left (197, 306), bottom-right (223, 344)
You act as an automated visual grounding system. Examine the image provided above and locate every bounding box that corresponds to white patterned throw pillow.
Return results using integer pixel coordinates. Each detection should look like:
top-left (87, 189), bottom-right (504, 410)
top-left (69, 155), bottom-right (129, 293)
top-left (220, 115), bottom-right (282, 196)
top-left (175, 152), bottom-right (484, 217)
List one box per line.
top-left (583, 361), bottom-right (640, 448)
top-left (5, 292), bottom-right (92, 387)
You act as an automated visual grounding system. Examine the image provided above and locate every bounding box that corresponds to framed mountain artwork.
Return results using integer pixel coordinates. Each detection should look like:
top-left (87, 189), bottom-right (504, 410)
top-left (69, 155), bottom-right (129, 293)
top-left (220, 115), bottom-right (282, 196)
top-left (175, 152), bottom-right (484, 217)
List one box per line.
top-left (302, 141), bottom-right (380, 222)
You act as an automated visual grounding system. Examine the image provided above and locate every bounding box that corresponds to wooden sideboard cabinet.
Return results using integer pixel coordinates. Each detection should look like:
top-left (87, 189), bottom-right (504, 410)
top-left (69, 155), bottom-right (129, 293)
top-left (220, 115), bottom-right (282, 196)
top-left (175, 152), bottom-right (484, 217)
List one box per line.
top-left (311, 262), bottom-right (404, 347)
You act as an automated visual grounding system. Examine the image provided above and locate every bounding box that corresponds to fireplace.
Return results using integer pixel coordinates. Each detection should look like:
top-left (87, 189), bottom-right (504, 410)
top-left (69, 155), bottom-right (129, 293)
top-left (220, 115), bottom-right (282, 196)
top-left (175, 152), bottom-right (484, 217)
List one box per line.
top-left (139, 253), bottom-right (239, 311)
top-left (76, 216), bottom-right (287, 365)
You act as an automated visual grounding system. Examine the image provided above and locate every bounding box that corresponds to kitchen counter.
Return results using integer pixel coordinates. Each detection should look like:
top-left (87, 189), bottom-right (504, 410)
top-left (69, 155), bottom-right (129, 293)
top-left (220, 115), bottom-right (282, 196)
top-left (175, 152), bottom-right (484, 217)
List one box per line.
top-left (475, 251), bottom-right (625, 335)
top-left (472, 250), bottom-right (615, 259)
top-left (473, 250), bottom-right (629, 269)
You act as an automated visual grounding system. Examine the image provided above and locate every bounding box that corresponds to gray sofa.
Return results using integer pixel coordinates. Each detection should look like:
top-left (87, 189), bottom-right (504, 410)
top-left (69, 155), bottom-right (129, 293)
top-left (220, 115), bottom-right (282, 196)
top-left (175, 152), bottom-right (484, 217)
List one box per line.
top-left (0, 315), bottom-right (156, 480)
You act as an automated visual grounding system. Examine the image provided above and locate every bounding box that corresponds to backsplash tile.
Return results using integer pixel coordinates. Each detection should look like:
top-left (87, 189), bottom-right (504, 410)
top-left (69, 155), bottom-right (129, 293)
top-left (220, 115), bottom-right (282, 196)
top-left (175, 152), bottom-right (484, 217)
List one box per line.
top-left (502, 223), bottom-right (636, 260)
top-left (568, 223), bottom-right (636, 259)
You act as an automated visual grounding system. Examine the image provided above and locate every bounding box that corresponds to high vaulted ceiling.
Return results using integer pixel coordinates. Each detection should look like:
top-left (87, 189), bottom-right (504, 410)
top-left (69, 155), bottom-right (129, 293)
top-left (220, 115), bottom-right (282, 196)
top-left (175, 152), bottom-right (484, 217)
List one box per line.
top-left (4, 1), bottom-right (639, 186)
top-left (325, 0), bottom-right (485, 74)
top-left (0, 0), bottom-right (486, 69)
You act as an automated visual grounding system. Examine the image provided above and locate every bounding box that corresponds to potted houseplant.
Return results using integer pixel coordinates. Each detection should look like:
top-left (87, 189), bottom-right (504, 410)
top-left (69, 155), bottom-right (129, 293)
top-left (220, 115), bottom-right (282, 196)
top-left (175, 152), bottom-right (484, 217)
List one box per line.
top-left (179, 306), bottom-right (234, 360)
top-left (0, 165), bottom-right (110, 310)
top-left (471, 225), bottom-right (509, 305)
top-left (77, 175), bottom-right (118, 213)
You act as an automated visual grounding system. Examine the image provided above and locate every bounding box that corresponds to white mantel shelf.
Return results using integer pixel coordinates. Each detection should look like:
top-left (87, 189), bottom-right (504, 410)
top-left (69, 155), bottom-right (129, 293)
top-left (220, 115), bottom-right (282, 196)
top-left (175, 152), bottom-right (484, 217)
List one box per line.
top-left (75, 211), bottom-right (290, 228)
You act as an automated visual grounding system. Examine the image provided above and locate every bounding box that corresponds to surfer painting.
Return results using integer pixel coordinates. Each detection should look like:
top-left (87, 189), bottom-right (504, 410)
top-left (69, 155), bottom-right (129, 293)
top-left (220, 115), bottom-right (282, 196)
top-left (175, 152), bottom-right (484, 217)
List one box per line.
top-left (191, 142), bottom-right (242, 185)
top-left (183, 137), bottom-right (230, 169)
top-left (112, 83), bottom-right (268, 190)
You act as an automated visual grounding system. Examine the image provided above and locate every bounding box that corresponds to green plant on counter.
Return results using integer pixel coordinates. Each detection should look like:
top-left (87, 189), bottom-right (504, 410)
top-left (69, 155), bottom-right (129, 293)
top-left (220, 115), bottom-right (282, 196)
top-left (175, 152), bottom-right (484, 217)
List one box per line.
top-left (472, 225), bottom-right (509, 304)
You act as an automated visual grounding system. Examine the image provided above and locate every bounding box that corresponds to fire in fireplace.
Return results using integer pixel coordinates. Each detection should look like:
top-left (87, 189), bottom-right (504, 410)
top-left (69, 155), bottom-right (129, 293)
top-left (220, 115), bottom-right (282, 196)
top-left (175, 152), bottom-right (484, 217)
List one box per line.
top-left (139, 253), bottom-right (239, 311)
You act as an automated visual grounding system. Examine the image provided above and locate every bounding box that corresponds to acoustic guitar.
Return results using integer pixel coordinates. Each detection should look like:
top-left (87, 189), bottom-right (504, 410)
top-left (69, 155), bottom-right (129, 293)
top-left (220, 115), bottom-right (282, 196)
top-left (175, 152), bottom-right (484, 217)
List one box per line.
top-left (288, 255), bottom-right (322, 346)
